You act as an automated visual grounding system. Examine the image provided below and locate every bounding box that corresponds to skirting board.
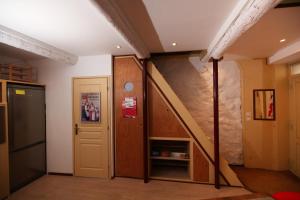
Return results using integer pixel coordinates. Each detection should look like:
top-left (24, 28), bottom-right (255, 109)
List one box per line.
top-left (48, 172), bottom-right (73, 176)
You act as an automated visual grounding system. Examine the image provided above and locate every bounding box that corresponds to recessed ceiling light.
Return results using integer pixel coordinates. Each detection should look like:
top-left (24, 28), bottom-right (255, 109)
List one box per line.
top-left (172, 42), bottom-right (177, 46)
top-left (280, 38), bottom-right (286, 43)
top-left (116, 45), bottom-right (121, 49)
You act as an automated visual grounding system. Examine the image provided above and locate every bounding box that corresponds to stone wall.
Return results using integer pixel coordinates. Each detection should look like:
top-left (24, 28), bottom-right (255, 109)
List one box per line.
top-left (153, 55), bottom-right (243, 164)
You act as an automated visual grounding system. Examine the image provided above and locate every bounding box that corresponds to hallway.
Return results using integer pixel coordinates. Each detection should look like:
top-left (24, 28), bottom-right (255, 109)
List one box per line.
top-left (8, 176), bottom-right (251, 200)
top-left (232, 166), bottom-right (300, 195)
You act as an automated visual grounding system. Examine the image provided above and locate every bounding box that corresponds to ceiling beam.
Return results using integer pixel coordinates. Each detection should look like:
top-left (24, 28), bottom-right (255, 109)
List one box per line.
top-left (0, 25), bottom-right (78, 65)
top-left (203, 0), bottom-right (281, 61)
top-left (93, 0), bottom-right (150, 58)
top-left (275, 0), bottom-right (300, 8)
top-left (268, 40), bottom-right (300, 64)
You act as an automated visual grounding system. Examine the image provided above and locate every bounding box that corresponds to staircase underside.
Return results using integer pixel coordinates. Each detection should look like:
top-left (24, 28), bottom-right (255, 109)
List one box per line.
top-left (147, 60), bottom-right (242, 187)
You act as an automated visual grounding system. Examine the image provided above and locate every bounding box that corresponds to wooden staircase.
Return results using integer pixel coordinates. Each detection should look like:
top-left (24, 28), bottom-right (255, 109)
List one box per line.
top-left (147, 61), bottom-right (242, 187)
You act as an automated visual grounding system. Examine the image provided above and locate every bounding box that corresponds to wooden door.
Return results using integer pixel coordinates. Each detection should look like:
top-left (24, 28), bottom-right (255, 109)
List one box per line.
top-left (290, 76), bottom-right (300, 177)
top-left (114, 57), bottom-right (144, 178)
top-left (73, 77), bottom-right (109, 178)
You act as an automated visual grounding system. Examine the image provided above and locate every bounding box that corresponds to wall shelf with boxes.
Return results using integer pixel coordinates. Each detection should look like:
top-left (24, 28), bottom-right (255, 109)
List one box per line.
top-left (149, 137), bottom-right (192, 181)
top-left (0, 64), bottom-right (37, 83)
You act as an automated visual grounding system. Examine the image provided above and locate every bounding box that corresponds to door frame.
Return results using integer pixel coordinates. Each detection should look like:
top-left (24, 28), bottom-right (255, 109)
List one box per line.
top-left (72, 76), bottom-right (113, 178)
top-left (289, 74), bottom-right (300, 177)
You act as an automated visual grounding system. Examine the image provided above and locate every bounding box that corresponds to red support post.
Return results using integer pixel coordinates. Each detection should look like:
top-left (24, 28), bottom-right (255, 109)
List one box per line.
top-left (213, 58), bottom-right (220, 189)
top-left (142, 59), bottom-right (149, 183)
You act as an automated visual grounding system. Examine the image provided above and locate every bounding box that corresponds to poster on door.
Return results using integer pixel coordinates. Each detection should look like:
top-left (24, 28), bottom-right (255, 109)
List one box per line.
top-left (122, 97), bottom-right (137, 118)
top-left (81, 92), bottom-right (101, 122)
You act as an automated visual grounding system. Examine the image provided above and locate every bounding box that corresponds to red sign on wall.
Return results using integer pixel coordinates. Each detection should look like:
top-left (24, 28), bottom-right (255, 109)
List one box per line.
top-left (122, 97), bottom-right (137, 118)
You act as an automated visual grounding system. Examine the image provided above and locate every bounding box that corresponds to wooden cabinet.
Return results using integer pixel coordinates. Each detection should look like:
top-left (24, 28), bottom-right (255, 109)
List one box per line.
top-left (149, 138), bottom-right (210, 183)
top-left (0, 80), bottom-right (9, 199)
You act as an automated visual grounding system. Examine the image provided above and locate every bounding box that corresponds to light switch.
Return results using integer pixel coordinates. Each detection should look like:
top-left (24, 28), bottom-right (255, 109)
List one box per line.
top-left (246, 112), bottom-right (251, 121)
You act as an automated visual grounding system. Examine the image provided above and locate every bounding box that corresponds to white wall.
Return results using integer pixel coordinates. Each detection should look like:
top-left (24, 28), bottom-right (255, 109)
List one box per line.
top-left (30, 55), bottom-right (112, 173)
top-left (291, 62), bottom-right (300, 75)
top-left (206, 61), bottom-right (243, 164)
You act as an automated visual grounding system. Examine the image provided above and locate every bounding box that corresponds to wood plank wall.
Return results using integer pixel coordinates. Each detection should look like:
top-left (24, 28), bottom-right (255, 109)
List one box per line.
top-left (0, 81), bottom-right (10, 199)
top-left (114, 57), bottom-right (144, 178)
top-left (193, 143), bottom-right (209, 182)
top-left (148, 80), bottom-right (189, 138)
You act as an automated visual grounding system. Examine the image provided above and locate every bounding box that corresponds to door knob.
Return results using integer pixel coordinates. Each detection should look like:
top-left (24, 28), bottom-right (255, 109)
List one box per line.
top-left (75, 123), bottom-right (79, 135)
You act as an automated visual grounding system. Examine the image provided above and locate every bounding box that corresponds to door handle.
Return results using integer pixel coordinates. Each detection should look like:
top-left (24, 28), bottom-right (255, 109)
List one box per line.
top-left (75, 123), bottom-right (79, 135)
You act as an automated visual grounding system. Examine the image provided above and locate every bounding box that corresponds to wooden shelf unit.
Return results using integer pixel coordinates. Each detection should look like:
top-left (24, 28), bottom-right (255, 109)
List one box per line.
top-left (0, 64), bottom-right (37, 83)
top-left (149, 138), bottom-right (191, 181)
top-left (150, 165), bottom-right (190, 180)
top-left (151, 156), bottom-right (190, 161)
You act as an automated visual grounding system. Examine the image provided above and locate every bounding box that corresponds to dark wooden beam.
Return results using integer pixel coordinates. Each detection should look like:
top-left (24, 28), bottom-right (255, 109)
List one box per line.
top-left (150, 50), bottom-right (206, 58)
top-left (275, 1), bottom-right (300, 8)
top-left (142, 59), bottom-right (149, 183)
top-left (213, 58), bottom-right (220, 189)
top-left (208, 56), bottom-right (223, 63)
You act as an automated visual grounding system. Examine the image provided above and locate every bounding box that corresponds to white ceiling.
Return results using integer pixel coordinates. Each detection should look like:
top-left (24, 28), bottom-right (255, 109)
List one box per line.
top-left (226, 7), bottom-right (300, 60)
top-left (0, 0), bottom-right (135, 56)
top-left (2, 0), bottom-right (294, 63)
top-left (142, 0), bottom-right (240, 52)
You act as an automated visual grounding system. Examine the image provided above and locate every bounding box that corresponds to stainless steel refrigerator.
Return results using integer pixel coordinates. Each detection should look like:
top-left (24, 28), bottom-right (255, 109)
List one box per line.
top-left (7, 83), bottom-right (46, 192)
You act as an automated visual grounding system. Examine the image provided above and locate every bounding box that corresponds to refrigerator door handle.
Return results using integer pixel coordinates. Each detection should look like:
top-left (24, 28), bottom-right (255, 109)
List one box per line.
top-left (75, 123), bottom-right (79, 135)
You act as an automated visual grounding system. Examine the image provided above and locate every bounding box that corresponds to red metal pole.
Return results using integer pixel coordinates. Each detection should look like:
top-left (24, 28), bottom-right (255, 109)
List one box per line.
top-left (142, 59), bottom-right (149, 183)
top-left (213, 58), bottom-right (220, 189)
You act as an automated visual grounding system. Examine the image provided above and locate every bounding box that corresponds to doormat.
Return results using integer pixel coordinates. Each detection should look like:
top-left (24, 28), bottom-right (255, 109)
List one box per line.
top-left (272, 192), bottom-right (300, 200)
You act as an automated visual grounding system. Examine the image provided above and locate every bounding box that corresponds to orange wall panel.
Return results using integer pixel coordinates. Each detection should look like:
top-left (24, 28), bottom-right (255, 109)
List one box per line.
top-left (114, 57), bottom-right (144, 178)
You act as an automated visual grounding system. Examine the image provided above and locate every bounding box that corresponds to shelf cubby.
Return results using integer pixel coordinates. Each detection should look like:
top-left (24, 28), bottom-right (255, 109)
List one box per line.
top-left (149, 139), bottom-right (191, 180)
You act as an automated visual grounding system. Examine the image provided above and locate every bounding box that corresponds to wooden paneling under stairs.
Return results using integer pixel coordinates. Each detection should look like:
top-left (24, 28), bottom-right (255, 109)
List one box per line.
top-left (113, 56), bottom-right (242, 187)
top-left (148, 80), bottom-right (189, 138)
top-left (148, 77), bottom-right (210, 183)
top-left (147, 61), bottom-right (242, 187)
top-left (193, 143), bottom-right (209, 182)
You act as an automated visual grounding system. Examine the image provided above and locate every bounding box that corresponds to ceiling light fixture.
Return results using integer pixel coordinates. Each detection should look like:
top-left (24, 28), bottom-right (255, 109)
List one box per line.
top-left (116, 45), bottom-right (121, 49)
top-left (172, 42), bottom-right (177, 46)
top-left (280, 38), bottom-right (286, 43)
